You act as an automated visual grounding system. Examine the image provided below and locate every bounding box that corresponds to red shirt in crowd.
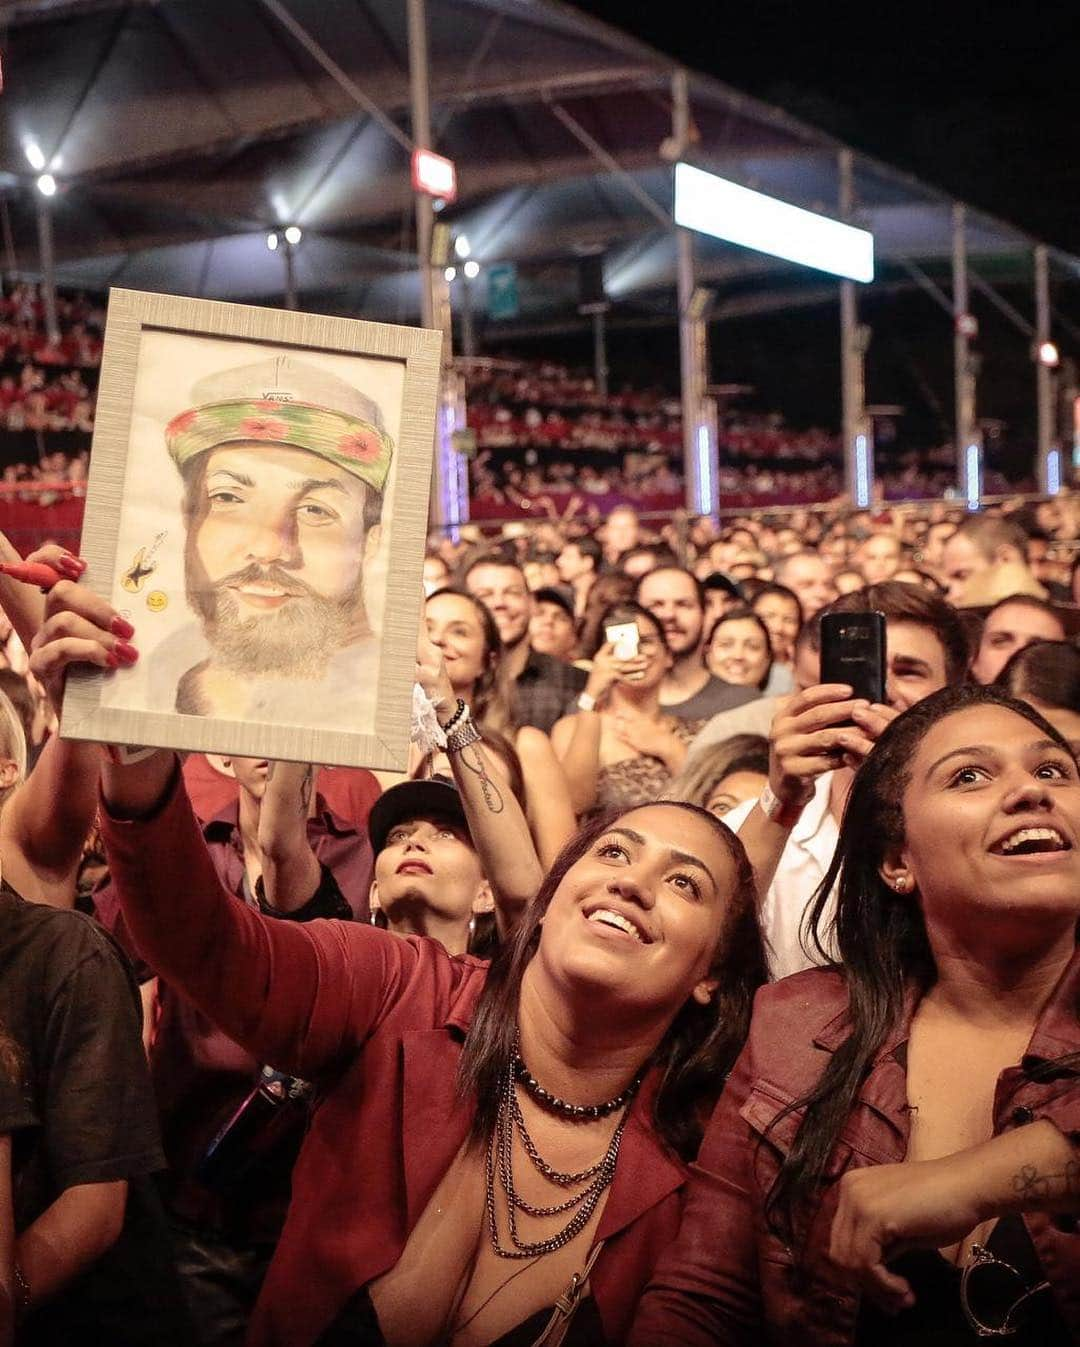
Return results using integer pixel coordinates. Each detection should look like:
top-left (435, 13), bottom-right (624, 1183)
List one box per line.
top-left (100, 770), bottom-right (693, 1347)
top-left (94, 794), bottom-right (373, 1244)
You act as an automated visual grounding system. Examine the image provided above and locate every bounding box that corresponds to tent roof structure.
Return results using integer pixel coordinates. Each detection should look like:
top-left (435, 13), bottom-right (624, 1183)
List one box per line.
top-left (3, 0), bottom-right (1077, 327)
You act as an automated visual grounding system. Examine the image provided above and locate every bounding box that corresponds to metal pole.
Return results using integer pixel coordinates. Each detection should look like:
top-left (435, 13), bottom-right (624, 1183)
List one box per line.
top-left (952, 204), bottom-right (980, 509)
top-left (1035, 244), bottom-right (1056, 493)
top-left (460, 273), bottom-right (475, 357)
top-left (282, 240), bottom-right (298, 311)
top-left (839, 149), bottom-right (871, 508)
top-left (35, 200), bottom-right (61, 346)
top-left (673, 70), bottom-right (703, 513)
top-left (593, 308), bottom-right (608, 398)
top-left (407, 0), bottom-right (435, 333)
top-left (407, 0), bottom-right (449, 530)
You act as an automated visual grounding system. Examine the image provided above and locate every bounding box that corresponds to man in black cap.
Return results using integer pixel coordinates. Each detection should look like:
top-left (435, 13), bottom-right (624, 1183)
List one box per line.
top-left (527, 586), bottom-right (578, 663)
top-left (368, 776), bottom-right (492, 957)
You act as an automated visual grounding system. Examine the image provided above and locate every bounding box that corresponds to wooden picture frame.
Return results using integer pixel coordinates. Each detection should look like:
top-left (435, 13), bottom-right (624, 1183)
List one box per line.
top-left (61, 288), bottom-right (440, 772)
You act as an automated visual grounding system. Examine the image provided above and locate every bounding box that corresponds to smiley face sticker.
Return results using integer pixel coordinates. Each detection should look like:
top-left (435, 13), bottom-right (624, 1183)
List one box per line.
top-left (146, 590), bottom-right (168, 613)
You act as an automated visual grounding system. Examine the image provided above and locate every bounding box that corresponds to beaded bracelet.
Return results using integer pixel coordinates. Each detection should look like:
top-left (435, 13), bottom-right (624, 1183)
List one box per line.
top-left (437, 698), bottom-right (468, 735)
top-left (445, 710), bottom-right (483, 755)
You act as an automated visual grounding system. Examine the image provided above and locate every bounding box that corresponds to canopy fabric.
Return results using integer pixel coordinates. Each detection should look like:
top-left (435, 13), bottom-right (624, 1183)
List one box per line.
top-left (3, 0), bottom-right (1075, 323)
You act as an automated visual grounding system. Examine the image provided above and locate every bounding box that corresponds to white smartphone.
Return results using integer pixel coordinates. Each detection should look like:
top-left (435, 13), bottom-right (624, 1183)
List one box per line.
top-left (605, 621), bottom-right (640, 661)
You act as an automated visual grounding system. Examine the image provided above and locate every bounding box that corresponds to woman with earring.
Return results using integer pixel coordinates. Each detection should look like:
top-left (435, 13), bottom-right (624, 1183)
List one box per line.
top-left (633, 683), bottom-right (1080, 1345)
top-left (425, 588), bottom-right (575, 866)
top-left (29, 572), bottom-right (769, 1347)
top-left (551, 602), bottom-right (693, 818)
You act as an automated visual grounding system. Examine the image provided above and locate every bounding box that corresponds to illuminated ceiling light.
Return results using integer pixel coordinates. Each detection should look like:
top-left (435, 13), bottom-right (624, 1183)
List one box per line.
top-left (1037, 340), bottom-right (1060, 368)
top-left (24, 140), bottom-right (45, 171)
top-left (463, 259), bottom-right (480, 280)
top-left (36, 174), bottom-right (57, 197)
top-left (443, 266), bottom-right (457, 283)
top-left (674, 161), bottom-right (875, 283)
top-left (266, 232), bottom-right (279, 251)
top-left (284, 225), bottom-right (302, 246)
top-left (454, 234), bottom-right (471, 260)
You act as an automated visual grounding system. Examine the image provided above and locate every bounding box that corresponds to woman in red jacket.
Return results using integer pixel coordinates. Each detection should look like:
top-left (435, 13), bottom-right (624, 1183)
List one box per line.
top-left (31, 575), bottom-right (767, 1347)
top-left (632, 683), bottom-right (1080, 1345)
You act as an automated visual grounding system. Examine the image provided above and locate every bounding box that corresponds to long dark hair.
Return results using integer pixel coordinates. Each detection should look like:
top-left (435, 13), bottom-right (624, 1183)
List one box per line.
top-left (458, 801), bottom-right (767, 1161)
top-left (426, 587), bottom-right (517, 732)
top-left (767, 683), bottom-right (1080, 1242)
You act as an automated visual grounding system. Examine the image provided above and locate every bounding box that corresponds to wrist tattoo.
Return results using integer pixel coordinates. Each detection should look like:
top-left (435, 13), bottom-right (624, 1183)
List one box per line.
top-left (1011, 1157), bottom-right (1080, 1202)
top-left (460, 742), bottom-right (504, 815)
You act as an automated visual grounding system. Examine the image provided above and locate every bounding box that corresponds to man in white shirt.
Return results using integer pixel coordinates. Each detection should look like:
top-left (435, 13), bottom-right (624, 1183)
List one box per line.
top-left (723, 582), bottom-right (969, 979)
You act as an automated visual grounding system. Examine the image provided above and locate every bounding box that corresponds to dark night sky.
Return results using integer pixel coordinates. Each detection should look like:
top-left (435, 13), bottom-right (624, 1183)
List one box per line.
top-left (541, 1), bottom-right (1080, 447)
top-left (570, 0), bottom-right (1080, 252)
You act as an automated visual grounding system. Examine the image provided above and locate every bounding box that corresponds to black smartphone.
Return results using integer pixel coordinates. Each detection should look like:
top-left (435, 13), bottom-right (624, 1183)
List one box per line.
top-left (819, 611), bottom-right (886, 705)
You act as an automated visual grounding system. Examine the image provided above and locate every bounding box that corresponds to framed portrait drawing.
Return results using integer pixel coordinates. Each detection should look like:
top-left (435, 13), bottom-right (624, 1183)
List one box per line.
top-left (61, 288), bottom-right (441, 772)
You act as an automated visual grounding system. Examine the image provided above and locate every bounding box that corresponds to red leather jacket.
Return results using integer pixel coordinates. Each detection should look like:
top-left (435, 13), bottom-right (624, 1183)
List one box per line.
top-left (99, 772), bottom-right (692, 1347)
top-left (631, 957), bottom-right (1080, 1346)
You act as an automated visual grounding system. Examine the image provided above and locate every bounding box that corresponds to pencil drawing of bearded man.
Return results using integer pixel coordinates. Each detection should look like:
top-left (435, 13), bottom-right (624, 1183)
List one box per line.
top-left (147, 354), bottom-right (392, 726)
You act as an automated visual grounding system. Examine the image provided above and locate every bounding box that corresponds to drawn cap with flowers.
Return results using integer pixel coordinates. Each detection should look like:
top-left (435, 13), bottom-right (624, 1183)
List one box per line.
top-left (164, 354), bottom-right (394, 493)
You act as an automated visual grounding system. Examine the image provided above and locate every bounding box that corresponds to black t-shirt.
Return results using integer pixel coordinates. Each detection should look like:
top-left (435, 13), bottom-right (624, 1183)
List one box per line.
top-left (0, 883), bottom-right (193, 1344)
top-left (0, 1067), bottom-right (35, 1136)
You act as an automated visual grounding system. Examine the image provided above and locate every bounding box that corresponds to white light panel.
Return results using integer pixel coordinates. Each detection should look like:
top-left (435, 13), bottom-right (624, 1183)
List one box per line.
top-left (674, 162), bottom-right (874, 283)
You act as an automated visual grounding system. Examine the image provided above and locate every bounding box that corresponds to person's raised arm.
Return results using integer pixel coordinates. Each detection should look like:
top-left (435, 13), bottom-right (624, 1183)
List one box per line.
top-left (30, 576), bottom-right (420, 1079)
top-left (256, 761), bottom-right (324, 914)
top-left (735, 685), bottom-right (892, 899)
top-left (0, 545), bottom-right (116, 907)
top-left (514, 727), bottom-right (576, 870)
top-left (548, 640), bottom-right (626, 815)
top-left (416, 628), bottom-right (542, 932)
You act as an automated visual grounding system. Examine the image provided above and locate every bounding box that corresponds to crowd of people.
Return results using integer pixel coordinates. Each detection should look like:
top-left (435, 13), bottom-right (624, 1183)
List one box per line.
top-left (0, 479), bottom-right (1072, 1345)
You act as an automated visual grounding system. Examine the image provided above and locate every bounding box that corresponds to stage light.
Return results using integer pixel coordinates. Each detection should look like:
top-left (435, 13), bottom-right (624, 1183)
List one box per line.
top-left (454, 235), bottom-right (471, 260)
top-left (36, 174), bottom-right (56, 197)
top-left (284, 225), bottom-right (302, 246)
top-left (674, 162), bottom-right (874, 283)
top-left (444, 266), bottom-right (457, 282)
top-left (412, 149), bottom-right (457, 204)
top-left (1037, 341), bottom-right (1060, 368)
top-left (266, 232), bottom-right (279, 251)
top-left (854, 433), bottom-right (871, 509)
top-left (463, 259), bottom-right (480, 280)
top-left (24, 140), bottom-right (45, 171)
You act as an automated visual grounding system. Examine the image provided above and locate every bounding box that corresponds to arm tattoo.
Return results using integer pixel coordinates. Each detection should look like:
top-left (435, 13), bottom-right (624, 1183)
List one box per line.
top-left (298, 765), bottom-right (314, 816)
top-left (459, 742), bottom-right (504, 814)
top-left (1011, 1157), bottom-right (1080, 1203)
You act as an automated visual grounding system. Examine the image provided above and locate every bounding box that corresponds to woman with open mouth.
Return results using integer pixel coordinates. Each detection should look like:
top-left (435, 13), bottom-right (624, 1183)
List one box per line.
top-left (29, 571), bottom-right (768, 1347)
top-left (632, 682), bottom-right (1080, 1345)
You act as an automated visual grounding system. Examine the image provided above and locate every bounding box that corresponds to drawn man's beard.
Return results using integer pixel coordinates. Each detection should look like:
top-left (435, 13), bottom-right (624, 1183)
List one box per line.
top-left (186, 558), bottom-right (359, 678)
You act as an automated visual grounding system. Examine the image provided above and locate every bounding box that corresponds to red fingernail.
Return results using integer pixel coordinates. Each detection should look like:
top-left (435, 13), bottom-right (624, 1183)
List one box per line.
top-left (57, 556), bottom-right (83, 579)
top-left (113, 641), bottom-right (139, 665)
top-left (110, 616), bottom-right (135, 640)
top-left (105, 652), bottom-right (120, 669)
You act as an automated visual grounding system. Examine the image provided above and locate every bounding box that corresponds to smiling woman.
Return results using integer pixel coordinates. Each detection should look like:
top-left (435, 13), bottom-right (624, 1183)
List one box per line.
top-left (31, 556), bottom-right (771, 1347)
top-left (632, 684), bottom-right (1080, 1345)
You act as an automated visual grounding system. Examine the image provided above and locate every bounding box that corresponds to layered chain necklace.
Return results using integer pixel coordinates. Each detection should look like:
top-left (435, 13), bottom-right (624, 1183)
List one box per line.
top-left (485, 1041), bottom-right (643, 1260)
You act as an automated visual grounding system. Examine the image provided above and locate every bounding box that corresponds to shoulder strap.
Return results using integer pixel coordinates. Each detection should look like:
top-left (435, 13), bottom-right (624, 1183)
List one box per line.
top-left (528, 1241), bottom-right (606, 1347)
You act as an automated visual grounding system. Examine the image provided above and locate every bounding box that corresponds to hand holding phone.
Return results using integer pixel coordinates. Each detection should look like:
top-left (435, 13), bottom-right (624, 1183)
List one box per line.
top-left (605, 621), bottom-right (640, 662)
top-left (819, 612), bottom-right (886, 706)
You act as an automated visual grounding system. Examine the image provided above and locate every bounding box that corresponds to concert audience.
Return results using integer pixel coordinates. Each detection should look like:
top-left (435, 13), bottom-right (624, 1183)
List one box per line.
top-left (0, 286), bottom-right (1078, 1342)
top-left (30, 572), bottom-right (770, 1347)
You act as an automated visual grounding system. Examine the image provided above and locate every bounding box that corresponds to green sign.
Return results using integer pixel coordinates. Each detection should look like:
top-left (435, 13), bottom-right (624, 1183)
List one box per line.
top-left (487, 262), bottom-right (519, 320)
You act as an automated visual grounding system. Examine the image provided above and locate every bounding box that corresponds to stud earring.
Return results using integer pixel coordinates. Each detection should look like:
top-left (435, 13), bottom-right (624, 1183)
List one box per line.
top-left (893, 876), bottom-right (911, 893)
